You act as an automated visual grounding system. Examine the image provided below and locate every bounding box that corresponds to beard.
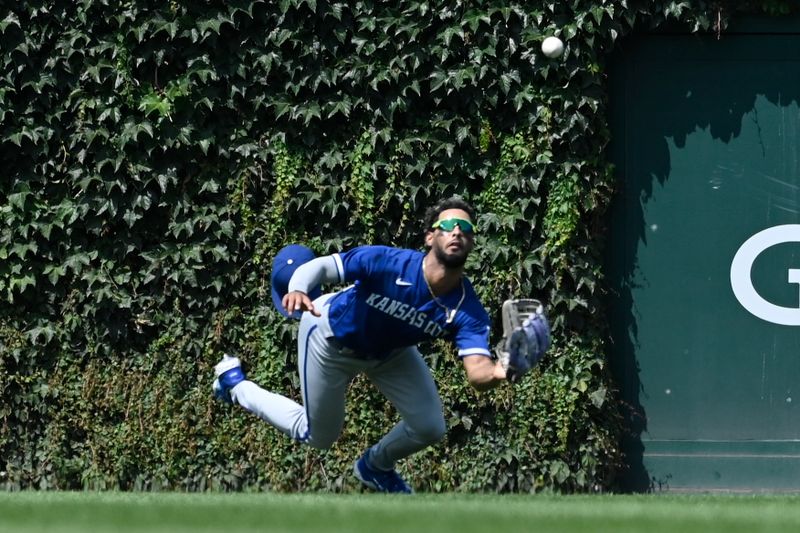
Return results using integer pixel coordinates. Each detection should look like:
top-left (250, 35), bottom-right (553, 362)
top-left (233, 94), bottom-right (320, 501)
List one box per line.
top-left (433, 244), bottom-right (468, 268)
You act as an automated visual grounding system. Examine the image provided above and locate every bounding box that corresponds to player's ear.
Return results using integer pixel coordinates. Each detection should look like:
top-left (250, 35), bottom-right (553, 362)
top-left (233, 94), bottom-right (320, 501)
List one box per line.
top-left (424, 230), bottom-right (434, 248)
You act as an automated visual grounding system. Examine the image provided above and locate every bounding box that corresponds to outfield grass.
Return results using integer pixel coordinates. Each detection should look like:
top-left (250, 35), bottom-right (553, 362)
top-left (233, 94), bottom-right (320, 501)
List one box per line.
top-left (2, 491), bottom-right (800, 533)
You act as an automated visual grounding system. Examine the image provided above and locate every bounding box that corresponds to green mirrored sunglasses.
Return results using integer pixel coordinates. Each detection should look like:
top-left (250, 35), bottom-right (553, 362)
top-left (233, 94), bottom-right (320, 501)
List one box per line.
top-left (431, 217), bottom-right (477, 234)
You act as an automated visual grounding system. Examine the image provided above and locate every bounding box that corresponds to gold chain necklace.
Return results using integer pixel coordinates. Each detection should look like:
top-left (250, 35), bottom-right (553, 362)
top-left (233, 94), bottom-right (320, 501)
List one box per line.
top-left (422, 257), bottom-right (465, 324)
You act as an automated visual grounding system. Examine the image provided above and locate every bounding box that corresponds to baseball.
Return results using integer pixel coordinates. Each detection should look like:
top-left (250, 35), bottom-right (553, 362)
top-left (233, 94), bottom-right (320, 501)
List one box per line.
top-left (541, 36), bottom-right (564, 58)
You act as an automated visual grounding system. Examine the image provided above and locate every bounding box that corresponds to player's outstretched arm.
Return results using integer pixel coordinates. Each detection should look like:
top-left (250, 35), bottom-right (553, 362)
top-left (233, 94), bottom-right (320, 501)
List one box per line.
top-left (461, 354), bottom-right (507, 391)
top-left (283, 255), bottom-right (341, 316)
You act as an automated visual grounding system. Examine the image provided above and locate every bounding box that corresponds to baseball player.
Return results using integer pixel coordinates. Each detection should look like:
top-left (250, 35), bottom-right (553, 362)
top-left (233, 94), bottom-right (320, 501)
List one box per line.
top-left (212, 196), bottom-right (547, 493)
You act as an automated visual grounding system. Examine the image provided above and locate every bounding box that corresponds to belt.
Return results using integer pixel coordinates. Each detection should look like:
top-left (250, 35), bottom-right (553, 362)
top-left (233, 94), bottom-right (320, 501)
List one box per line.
top-left (327, 337), bottom-right (361, 358)
top-left (326, 337), bottom-right (398, 360)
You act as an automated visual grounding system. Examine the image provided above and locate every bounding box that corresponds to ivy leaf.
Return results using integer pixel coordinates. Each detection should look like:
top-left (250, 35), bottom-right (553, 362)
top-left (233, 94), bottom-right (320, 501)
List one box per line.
top-left (197, 18), bottom-right (222, 35)
top-left (27, 325), bottom-right (54, 345)
top-left (64, 252), bottom-right (92, 275)
top-left (8, 191), bottom-right (28, 210)
top-left (139, 93), bottom-right (172, 118)
top-left (123, 209), bottom-right (141, 227)
top-left (455, 125), bottom-right (470, 145)
top-left (11, 242), bottom-right (38, 260)
top-left (303, 102), bottom-right (321, 125)
top-left (198, 137), bottom-right (213, 155)
top-left (156, 173), bottom-right (171, 193)
top-left (590, 387), bottom-right (607, 408)
top-left (11, 274), bottom-right (36, 292)
top-left (329, 3), bottom-right (343, 20)
top-left (0, 12), bottom-right (21, 33)
top-left (43, 264), bottom-right (66, 286)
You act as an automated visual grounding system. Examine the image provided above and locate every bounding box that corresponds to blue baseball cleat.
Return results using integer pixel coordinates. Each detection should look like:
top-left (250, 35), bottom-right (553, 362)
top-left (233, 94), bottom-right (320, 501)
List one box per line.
top-left (353, 452), bottom-right (412, 494)
top-left (212, 354), bottom-right (246, 404)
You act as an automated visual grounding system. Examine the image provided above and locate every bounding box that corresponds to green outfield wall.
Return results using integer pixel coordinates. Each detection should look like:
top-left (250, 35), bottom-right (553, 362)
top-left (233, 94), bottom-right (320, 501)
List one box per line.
top-left (608, 17), bottom-right (800, 491)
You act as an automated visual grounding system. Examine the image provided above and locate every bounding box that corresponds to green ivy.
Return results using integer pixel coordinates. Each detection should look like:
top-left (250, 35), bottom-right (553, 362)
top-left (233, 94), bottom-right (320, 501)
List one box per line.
top-left (543, 172), bottom-right (581, 253)
top-left (346, 130), bottom-right (377, 243)
top-left (479, 132), bottom-right (529, 231)
top-left (259, 140), bottom-right (303, 261)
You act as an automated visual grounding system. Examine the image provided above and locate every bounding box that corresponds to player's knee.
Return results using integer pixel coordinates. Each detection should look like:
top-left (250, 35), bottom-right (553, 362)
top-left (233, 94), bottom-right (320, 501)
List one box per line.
top-left (414, 416), bottom-right (446, 445)
top-left (303, 431), bottom-right (338, 450)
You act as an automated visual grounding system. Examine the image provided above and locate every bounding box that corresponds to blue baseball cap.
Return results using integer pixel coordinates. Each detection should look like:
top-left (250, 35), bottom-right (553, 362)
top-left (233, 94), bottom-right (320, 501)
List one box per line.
top-left (270, 244), bottom-right (322, 320)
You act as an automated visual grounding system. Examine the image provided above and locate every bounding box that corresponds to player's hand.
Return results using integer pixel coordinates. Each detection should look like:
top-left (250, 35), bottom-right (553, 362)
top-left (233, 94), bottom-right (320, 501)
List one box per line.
top-left (282, 290), bottom-right (320, 317)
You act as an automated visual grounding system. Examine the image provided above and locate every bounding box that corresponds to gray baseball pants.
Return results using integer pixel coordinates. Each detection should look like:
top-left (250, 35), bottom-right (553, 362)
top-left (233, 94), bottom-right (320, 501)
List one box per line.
top-left (230, 294), bottom-right (446, 471)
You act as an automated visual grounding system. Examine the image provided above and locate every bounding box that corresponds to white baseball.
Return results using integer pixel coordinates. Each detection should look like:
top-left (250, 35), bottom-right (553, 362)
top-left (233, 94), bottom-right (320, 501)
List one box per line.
top-left (541, 36), bottom-right (564, 58)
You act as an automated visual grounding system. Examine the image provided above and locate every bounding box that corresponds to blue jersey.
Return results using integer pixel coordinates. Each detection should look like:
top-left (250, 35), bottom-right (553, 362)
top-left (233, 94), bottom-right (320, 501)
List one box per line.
top-left (325, 246), bottom-right (491, 359)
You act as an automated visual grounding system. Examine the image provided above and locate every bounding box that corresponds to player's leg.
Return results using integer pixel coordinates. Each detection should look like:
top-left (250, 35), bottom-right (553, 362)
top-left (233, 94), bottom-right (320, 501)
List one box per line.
top-left (353, 346), bottom-right (444, 492)
top-left (215, 311), bottom-right (357, 448)
top-left (366, 346), bottom-right (445, 467)
top-left (292, 321), bottom-right (365, 448)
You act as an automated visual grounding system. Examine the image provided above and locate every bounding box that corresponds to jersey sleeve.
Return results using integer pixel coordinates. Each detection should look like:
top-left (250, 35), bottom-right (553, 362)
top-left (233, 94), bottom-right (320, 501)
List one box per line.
top-left (287, 255), bottom-right (342, 293)
top-left (454, 310), bottom-right (492, 358)
top-left (334, 245), bottom-right (390, 283)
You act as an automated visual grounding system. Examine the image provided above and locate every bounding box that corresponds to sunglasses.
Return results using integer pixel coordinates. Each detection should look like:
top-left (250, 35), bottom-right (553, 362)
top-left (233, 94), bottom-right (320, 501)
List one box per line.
top-left (431, 217), bottom-right (477, 234)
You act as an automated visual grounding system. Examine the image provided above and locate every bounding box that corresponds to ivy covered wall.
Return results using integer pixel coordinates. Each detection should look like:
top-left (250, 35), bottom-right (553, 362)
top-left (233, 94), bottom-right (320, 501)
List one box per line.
top-left (0, 1), bottom-right (782, 492)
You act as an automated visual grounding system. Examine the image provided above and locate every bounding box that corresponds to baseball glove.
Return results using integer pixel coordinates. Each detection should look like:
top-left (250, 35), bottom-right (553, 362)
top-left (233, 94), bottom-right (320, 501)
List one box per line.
top-left (495, 299), bottom-right (551, 383)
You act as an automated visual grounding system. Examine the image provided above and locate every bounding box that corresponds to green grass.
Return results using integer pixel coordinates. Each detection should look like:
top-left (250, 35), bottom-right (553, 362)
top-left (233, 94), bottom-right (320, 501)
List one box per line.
top-left (2, 492), bottom-right (800, 533)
